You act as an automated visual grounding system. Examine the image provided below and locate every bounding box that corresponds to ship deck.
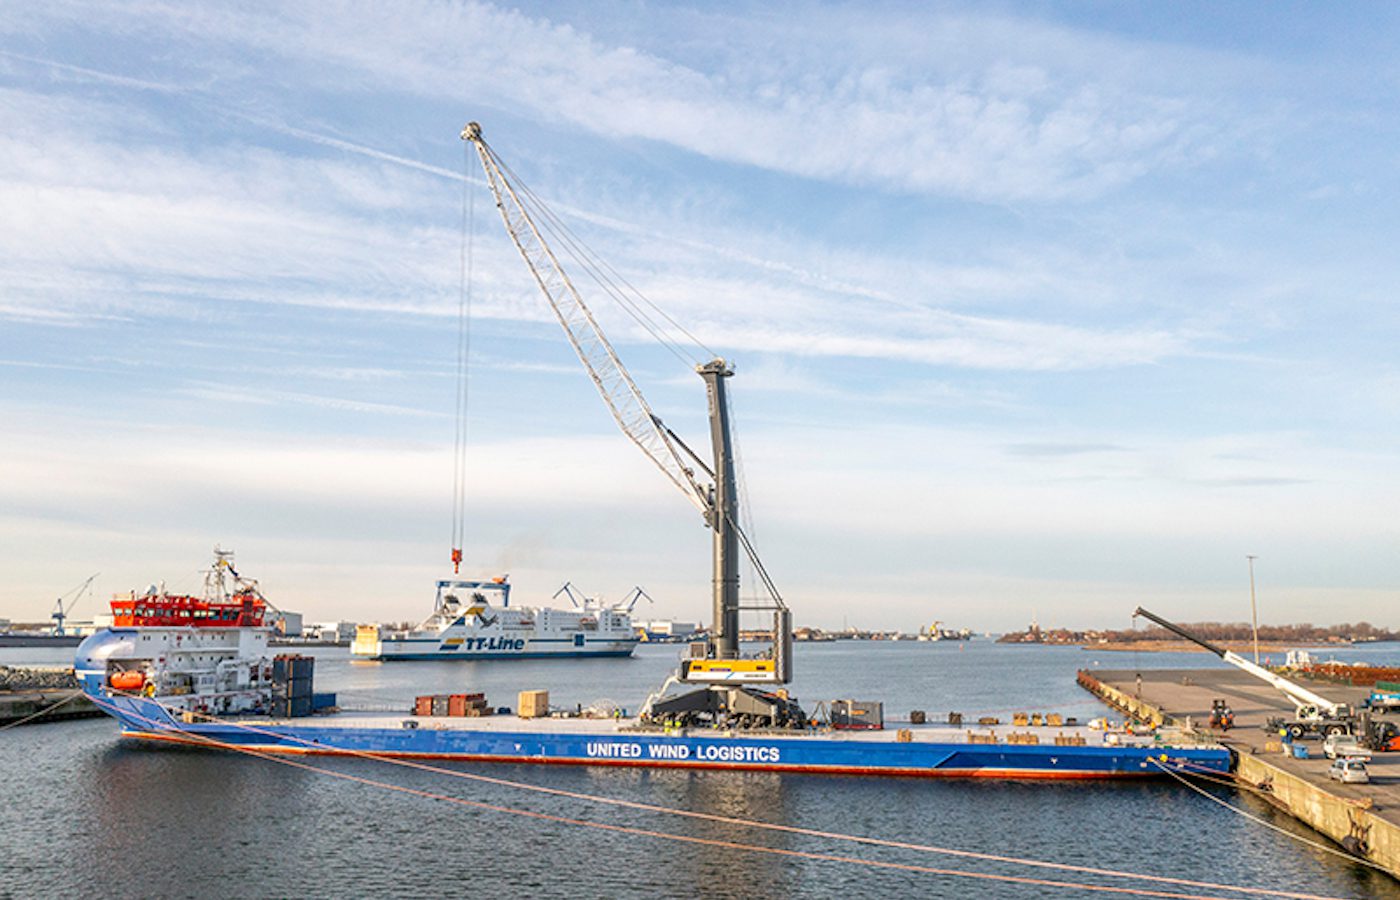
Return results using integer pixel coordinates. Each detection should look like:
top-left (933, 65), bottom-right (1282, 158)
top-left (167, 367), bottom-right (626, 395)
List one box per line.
top-left (250, 709), bottom-right (1183, 748)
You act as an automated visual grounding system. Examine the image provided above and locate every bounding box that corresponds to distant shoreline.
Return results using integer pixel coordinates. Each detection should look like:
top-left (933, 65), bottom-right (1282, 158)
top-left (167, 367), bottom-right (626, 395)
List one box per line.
top-left (1084, 639), bottom-right (1341, 653)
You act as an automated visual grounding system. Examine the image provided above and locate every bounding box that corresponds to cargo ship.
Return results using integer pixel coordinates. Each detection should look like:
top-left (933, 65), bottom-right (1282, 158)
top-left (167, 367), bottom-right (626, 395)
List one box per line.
top-left (350, 577), bottom-right (639, 661)
top-left (72, 125), bottom-right (1231, 781)
top-left (73, 600), bottom-right (1229, 779)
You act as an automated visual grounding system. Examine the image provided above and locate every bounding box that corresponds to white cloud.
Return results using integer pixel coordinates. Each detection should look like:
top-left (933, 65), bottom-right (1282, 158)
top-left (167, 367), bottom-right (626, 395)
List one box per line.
top-left (0, 76), bottom-right (1207, 373)
top-left (7, 1), bottom-right (1247, 203)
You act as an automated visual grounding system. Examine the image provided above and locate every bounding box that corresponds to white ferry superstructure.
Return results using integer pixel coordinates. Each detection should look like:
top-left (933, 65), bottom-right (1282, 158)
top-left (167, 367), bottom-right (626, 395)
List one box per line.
top-left (351, 577), bottom-right (640, 661)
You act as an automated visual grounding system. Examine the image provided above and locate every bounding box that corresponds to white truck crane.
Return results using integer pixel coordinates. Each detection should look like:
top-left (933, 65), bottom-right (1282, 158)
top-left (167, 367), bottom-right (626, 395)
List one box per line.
top-left (462, 123), bottom-right (803, 730)
top-left (1133, 607), bottom-right (1355, 739)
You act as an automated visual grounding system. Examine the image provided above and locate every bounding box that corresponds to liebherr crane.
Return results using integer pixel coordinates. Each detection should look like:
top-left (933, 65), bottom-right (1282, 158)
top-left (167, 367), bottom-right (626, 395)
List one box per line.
top-left (1133, 607), bottom-right (1355, 739)
top-left (462, 123), bottom-right (803, 730)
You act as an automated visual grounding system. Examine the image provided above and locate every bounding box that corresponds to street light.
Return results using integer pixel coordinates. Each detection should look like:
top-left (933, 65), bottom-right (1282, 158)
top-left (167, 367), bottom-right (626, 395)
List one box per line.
top-left (1247, 555), bottom-right (1260, 664)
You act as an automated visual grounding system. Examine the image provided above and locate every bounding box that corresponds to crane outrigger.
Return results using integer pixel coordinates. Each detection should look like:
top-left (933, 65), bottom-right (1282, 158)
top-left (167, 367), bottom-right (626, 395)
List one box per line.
top-left (462, 123), bottom-right (803, 729)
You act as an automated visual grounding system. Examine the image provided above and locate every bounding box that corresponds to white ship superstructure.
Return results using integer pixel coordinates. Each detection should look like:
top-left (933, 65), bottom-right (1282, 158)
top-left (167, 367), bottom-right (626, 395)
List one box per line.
top-left (352, 577), bottom-right (639, 661)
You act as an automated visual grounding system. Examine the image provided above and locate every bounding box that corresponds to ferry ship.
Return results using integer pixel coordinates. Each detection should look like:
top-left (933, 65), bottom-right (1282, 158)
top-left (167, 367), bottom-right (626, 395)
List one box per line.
top-left (350, 577), bottom-right (639, 661)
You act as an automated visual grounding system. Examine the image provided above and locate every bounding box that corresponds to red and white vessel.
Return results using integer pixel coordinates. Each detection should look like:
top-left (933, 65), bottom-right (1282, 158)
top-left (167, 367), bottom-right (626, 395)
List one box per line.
top-left (82, 547), bottom-right (280, 717)
top-left (109, 547), bottom-right (267, 629)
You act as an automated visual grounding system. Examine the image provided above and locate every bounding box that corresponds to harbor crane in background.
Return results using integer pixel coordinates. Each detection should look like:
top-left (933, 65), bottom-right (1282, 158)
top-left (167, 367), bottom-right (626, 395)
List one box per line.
top-left (462, 123), bottom-right (802, 730)
top-left (1132, 607), bottom-right (1356, 739)
top-left (52, 572), bottom-right (99, 636)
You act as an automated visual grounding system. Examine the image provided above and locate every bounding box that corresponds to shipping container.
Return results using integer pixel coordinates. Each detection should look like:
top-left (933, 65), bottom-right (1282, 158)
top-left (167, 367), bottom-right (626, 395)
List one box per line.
top-left (431, 695), bottom-right (450, 717)
top-left (270, 696), bottom-right (313, 718)
top-left (273, 654), bottom-right (315, 687)
top-left (830, 699), bottom-right (884, 730)
top-left (414, 695), bottom-right (434, 717)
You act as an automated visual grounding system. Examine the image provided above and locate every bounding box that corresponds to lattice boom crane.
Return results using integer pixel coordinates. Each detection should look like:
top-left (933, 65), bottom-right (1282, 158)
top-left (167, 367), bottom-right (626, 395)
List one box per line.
top-left (461, 123), bottom-right (790, 690)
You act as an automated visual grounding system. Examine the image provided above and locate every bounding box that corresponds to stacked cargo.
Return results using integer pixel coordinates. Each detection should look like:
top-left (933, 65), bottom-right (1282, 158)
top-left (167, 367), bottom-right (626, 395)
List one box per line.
top-left (414, 692), bottom-right (492, 717)
top-left (449, 693), bottom-right (489, 716)
top-left (271, 654), bottom-right (314, 718)
top-left (517, 689), bottom-right (549, 718)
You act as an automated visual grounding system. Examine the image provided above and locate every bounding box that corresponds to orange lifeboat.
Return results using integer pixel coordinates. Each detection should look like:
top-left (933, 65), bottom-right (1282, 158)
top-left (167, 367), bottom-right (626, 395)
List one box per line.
top-left (109, 670), bottom-right (146, 691)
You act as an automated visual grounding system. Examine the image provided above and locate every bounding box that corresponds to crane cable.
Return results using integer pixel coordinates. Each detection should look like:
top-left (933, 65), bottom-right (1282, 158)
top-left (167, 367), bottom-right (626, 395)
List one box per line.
top-left (486, 144), bottom-right (715, 367)
top-left (92, 691), bottom-right (1345, 900)
top-left (493, 148), bottom-right (703, 359)
top-left (450, 141), bottom-right (476, 573)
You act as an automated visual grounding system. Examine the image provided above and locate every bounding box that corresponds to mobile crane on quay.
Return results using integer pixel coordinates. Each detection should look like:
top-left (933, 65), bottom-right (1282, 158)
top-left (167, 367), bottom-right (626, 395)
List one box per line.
top-left (461, 123), bottom-right (803, 730)
top-left (1133, 607), bottom-right (1400, 750)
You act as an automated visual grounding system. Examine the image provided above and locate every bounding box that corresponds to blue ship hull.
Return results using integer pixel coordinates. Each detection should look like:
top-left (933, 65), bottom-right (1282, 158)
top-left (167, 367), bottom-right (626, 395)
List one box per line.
top-left (90, 693), bottom-right (1231, 780)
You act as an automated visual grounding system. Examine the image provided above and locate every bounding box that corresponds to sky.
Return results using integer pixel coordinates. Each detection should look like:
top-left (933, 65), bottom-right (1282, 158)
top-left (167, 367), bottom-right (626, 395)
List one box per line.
top-left (3, 1), bottom-right (1400, 632)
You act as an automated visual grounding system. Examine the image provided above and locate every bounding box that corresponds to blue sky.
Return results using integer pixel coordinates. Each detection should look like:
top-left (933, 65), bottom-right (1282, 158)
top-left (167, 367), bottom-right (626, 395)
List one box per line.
top-left (3, 1), bottom-right (1400, 631)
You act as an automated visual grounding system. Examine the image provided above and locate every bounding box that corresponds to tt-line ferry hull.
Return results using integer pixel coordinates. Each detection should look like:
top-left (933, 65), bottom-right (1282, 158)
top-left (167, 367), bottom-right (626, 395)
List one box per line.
top-left (351, 578), bottom-right (640, 662)
top-left (85, 691), bottom-right (1230, 780)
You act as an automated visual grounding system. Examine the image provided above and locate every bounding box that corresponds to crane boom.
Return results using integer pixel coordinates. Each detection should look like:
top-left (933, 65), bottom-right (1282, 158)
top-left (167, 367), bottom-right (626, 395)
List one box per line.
top-left (1133, 606), bottom-right (1346, 717)
top-left (462, 122), bottom-right (783, 672)
top-left (460, 122), bottom-right (708, 517)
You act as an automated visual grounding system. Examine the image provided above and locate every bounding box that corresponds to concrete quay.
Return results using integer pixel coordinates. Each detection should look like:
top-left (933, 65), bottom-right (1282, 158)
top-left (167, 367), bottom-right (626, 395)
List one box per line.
top-left (0, 689), bottom-right (102, 726)
top-left (1083, 667), bottom-right (1400, 879)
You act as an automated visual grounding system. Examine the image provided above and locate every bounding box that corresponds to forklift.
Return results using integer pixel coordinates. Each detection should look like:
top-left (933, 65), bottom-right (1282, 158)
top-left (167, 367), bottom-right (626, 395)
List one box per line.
top-left (1209, 698), bottom-right (1235, 731)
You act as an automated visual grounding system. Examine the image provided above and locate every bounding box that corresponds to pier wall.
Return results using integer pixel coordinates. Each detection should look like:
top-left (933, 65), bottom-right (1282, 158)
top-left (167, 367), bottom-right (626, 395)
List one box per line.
top-left (1081, 668), bottom-right (1400, 880)
top-left (0, 689), bottom-right (101, 726)
top-left (1076, 670), bottom-right (1170, 728)
top-left (1236, 752), bottom-right (1400, 877)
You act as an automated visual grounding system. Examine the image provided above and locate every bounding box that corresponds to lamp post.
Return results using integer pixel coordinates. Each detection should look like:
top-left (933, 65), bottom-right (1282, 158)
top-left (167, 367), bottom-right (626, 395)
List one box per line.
top-left (1247, 555), bottom-right (1259, 664)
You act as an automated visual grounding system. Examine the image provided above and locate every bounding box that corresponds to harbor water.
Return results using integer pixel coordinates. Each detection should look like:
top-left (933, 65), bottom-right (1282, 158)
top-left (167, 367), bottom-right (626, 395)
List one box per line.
top-left (5, 640), bottom-right (1400, 898)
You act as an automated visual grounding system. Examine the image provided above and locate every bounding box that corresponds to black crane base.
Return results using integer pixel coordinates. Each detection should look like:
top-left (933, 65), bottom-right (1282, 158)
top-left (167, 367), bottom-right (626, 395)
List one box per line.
top-left (642, 685), bottom-right (807, 731)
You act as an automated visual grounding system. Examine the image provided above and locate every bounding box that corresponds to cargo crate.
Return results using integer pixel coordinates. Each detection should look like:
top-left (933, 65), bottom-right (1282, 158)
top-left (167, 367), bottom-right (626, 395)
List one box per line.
top-left (830, 699), bottom-right (883, 730)
top-left (518, 689), bottom-right (549, 718)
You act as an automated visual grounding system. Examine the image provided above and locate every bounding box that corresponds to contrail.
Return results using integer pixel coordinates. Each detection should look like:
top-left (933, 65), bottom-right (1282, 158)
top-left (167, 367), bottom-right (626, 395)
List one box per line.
top-left (0, 49), bottom-right (187, 94)
top-left (244, 115), bottom-right (480, 185)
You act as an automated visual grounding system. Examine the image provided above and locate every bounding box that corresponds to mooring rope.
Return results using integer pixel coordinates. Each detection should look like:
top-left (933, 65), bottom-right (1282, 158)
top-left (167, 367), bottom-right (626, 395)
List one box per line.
top-left (0, 690), bottom-right (82, 731)
top-left (1149, 757), bottom-right (1392, 876)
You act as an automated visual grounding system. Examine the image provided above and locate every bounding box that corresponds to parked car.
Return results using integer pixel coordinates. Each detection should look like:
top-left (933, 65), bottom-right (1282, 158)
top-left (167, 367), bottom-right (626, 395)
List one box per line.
top-left (1323, 733), bottom-right (1373, 760)
top-left (1326, 758), bottom-right (1370, 784)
